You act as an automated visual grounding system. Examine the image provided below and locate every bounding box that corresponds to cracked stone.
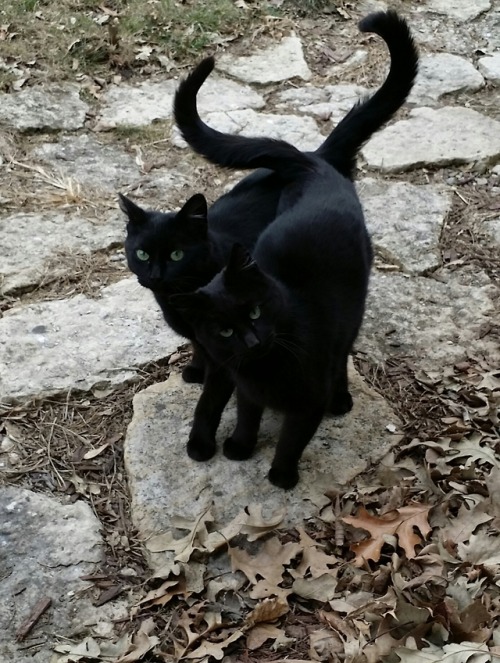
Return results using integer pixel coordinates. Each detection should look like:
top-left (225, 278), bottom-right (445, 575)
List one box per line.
top-left (362, 106), bottom-right (500, 172)
top-left (408, 53), bottom-right (484, 105)
top-left (0, 486), bottom-right (126, 663)
top-left (276, 83), bottom-right (369, 124)
top-left (0, 84), bottom-right (88, 131)
top-left (172, 108), bottom-right (323, 152)
top-left (478, 52), bottom-right (500, 83)
top-left (124, 367), bottom-right (401, 570)
top-left (0, 278), bottom-right (183, 404)
top-left (218, 35), bottom-right (311, 84)
top-left (0, 211), bottom-right (124, 295)
top-left (427, 0), bottom-right (491, 21)
top-left (96, 76), bottom-right (265, 129)
top-left (32, 134), bottom-right (141, 192)
top-left (359, 178), bottom-right (452, 274)
top-left (358, 270), bottom-right (499, 368)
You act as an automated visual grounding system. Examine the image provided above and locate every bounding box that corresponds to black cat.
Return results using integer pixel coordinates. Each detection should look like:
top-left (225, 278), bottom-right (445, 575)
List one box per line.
top-left (169, 11), bottom-right (418, 489)
top-left (121, 9), bottom-right (417, 386)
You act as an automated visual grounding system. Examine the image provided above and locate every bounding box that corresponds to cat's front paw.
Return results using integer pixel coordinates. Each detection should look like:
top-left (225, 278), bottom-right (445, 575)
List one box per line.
top-left (182, 364), bottom-right (205, 384)
top-left (268, 466), bottom-right (299, 490)
top-left (329, 391), bottom-right (353, 416)
top-left (187, 435), bottom-right (216, 461)
top-left (223, 437), bottom-right (254, 461)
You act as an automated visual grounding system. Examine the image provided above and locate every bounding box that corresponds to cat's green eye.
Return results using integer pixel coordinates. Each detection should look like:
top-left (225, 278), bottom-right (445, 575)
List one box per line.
top-left (170, 249), bottom-right (184, 262)
top-left (249, 305), bottom-right (261, 320)
top-left (219, 328), bottom-right (234, 338)
top-left (136, 249), bottom-right (149, 261)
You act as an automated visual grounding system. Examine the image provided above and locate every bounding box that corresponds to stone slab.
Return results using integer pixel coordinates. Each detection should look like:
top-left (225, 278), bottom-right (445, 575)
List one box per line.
top-left (96, 76), bottom-right (265, 129)
top-left (276, 83), bottom-right (369, 124)
top-left (172, 108), bottom-right (323, 152)
top-left (0, 486), bottom-right (126, 663)
top-left (362, 106), bottom-right (500, 172)
top-left (218, 35), bottom-right (311, 84)
top-left (359, 178), bottom-right (452, 274)
top-left (426, 0), bottom-right (491, 22)
top-left (124, 367), bottom-right (401, 569)
top-left (408, 53), bottom-right (484, 105)
top-left (0, 278), bottom-right (183, 404)
top-left (478, 53), bottom-right (500, 83)
top-left (0, 212), bottom-right (123, 295)
top-left (483, 217), bottom-right (500, 246)
top-left (32, 135), bottom-right (141, 192)
top-left (359, 269), bottom-right (499, 368)
top-left (0, 84), bottom-right (88, 132)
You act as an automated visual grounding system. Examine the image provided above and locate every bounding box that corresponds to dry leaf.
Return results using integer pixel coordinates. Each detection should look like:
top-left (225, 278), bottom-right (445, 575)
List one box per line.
top-left (395, 641), bottom-right (492, 663)
top-left (458, 532), bottom-right (500, 567)
top-left (116, 618), bottom-right (159, 662)
top-left (343, 504), bottom-right (432, 565)
top-left (292, 574), bottom-right (338, 602)
top-left (290, 527), bottom-right (339, 579)
top-left (229, 537), bottom-right (301, 585)
top-left (246, 624), bottom-right (293, 650)
top-left (245, 597), bottom-right (289, 627)
top-left (309, 628), bottom-right (344, 662)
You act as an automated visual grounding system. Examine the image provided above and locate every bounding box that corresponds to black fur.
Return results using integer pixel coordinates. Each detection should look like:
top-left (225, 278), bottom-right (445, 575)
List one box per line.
top-left (169, 11), bottom-right (418, 489)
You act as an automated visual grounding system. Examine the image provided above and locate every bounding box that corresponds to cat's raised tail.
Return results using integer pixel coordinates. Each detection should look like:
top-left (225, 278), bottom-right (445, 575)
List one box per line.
top-left (173, 56), bottom-right (314, 180)
top-left (174, 10), bottom-right (418, 180)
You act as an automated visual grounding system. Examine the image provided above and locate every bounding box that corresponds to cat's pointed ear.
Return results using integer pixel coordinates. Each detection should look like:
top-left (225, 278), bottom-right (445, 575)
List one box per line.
top-left (179, 194), bottom-right (208, 221)
top-left (226, 243), bottom-right (255, 274)
top-left (118, 193), bottom-right (148, 225)
top-left (224, 244), bottom-right (267, 295)
top-left (169, 292), bottom-right (209, 319)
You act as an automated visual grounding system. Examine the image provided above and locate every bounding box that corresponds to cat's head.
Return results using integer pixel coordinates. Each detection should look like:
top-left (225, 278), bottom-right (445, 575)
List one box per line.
top-left (119, 192), bottom-right (212, 294)
top-left (170, 244), bottom-right (283, 365)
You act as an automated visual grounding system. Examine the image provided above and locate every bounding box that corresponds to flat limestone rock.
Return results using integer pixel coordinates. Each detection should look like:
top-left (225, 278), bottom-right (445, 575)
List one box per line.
top-left (427, 0), bottom-right (491, 21)
top-left (124, 368), bottom-right (401, 570)
top-left (218, 35), bottom-right (311, 84)
top-left (0, 486), bottom-right (126, 663)
top-left (173, 108), bottom-right (323, 152)
top-left (0, 84), bottom-right (88, 131)
top-left (276, 83), bottom-right (369, 124)
top-left (32, 134), bottom-right (140, 192)
top-left (0, 278), bottom-right (183, 404)
top-left (478, 53), bottom-right (500, 83)
top-left (359, 270), bottom-right (499, 368)
top-left (359, 178), bottom-right (452, 274)
top-left (483, 217), bottom-right (500, 245)
top-left (408, 53), bottom-right (484, 105)
top-left (96, 76), bottom-right (265, 129)
top-left (0, 212), bottom-right (123, 294)
top-left (362, 106), bottom-right (500, 172)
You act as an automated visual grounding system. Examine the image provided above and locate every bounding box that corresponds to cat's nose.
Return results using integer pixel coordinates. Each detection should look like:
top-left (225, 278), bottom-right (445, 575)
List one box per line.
top-left (243, 330), bottom-right (260, 349)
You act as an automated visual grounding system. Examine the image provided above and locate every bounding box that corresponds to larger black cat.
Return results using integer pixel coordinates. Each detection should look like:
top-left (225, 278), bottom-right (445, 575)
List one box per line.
top-left (121, 9), bottom-right (417, 386)
top-left (169, 11), bottom-right (418, 490)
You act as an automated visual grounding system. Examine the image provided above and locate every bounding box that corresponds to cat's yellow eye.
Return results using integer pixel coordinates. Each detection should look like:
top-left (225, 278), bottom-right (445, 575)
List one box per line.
top-left (219, 328), bottom-right (234, 338)
top-left (170, 249), bottom-right (184, 262)
top-left (249, 305), bottom-right (261, 320)
top-left (136, 249), bottom-right (149, 261)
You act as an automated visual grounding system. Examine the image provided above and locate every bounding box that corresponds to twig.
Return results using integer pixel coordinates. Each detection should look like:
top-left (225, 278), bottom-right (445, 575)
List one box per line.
top-left (16, 597), bottom-right (52, 641)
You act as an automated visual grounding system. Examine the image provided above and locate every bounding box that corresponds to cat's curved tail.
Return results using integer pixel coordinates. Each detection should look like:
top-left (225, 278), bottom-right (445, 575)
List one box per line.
top-left (174, 10), bottom-right (418, 180)
top-left (315, 10), bottom-right (418, 178)
top-left (173, 57), bottom-right (314, 179)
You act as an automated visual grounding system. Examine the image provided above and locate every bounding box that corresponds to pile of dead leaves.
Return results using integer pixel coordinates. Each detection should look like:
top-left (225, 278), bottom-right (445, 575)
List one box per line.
top-left (53, 362), bottom-right (499, 663)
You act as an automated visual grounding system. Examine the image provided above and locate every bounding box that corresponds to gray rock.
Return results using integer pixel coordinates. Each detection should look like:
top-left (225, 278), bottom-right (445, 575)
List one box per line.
top-left (362, 106), bottom-right (500, 172)
top-left (0, 278), bottom-right (183, 404)
top-left (32, 135), bottom-right (140, 192)
top-left (218, 35), bottom-right (311, 84)
top-left (483, 217), bottom-right (500, 245)
top-left (408, 53), bottom-right (484, 105)
top-left (96, 76), bottom-right (265, 129)
top-left (172, 108), bottom-right (323, 152)
top-left (359, 178), bottom-right (452, 274)
top-left (0, 212), bottom-right (123, 295)
top-left (0, 486), bottom-right (126, 663)
top-left (276, 84), bottom-right (369, 124)
top-left (0, 84), bottom-right (88, 131)
top-left (125, 368), bottom-right (401, 570)
top-left (359, 270), bottom-right (499, 367)
top-left (478, 53), bottom-right (500, 83)
top-left (426, 0), bottom-right (491, 21)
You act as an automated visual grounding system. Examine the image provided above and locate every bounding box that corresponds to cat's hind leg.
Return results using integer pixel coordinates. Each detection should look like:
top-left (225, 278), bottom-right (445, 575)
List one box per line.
top-left (187, 365), bottom-right (234, 461)
top-left (223, 389), bottom-right (263, 460)
top-left (328, 354), bottom-right (353, 416)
